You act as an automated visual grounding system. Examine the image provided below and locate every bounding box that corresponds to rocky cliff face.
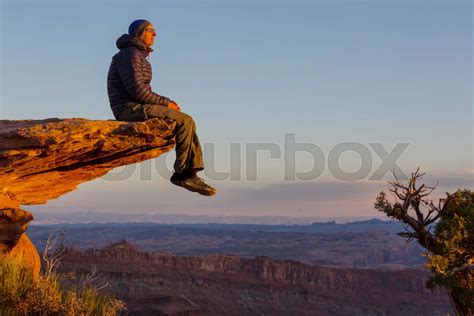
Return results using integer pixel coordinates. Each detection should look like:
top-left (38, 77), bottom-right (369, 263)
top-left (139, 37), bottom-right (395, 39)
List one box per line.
top-left (56, 240), bottom-right (452, 315)
top-left (0, 118), bottom-right (175, 274)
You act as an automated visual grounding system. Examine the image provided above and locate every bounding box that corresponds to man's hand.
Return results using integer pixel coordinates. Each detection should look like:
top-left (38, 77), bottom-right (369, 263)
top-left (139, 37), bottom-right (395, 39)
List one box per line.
top-left (168, 100), bottom-right (181, 112)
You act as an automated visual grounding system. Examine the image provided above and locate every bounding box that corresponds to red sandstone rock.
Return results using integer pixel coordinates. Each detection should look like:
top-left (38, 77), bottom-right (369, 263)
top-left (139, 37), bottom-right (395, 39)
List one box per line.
top-left (0, 118), bottom-right (175, 275)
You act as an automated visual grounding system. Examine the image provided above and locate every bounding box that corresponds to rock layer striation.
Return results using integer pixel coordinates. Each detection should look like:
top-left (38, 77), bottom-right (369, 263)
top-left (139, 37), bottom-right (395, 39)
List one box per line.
top-left (0, 118), bottom-right (175, 274)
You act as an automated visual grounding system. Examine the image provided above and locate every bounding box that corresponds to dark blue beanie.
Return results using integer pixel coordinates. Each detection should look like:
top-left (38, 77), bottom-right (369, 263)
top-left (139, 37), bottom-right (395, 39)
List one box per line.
top-left (128, 19), bottom-right (151, 37)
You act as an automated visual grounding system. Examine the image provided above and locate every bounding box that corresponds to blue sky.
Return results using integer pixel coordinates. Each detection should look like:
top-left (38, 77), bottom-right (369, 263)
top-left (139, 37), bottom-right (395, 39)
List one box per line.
top-left (1, 0), bottom-right (472, 220)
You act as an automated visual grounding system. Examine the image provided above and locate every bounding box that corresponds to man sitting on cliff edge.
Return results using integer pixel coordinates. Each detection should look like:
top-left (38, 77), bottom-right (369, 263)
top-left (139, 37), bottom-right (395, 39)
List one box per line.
top-left (107, 19), bottom-right (216, 196)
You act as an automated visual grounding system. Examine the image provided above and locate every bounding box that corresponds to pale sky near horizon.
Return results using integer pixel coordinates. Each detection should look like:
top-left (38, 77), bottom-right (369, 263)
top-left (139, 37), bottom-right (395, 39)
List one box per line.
top-left (1, 0), bottom-right (472, 220)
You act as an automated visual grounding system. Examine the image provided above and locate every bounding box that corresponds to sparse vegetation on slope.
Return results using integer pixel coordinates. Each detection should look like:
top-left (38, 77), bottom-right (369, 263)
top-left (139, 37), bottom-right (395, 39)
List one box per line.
top-left (0, 234), bottom-right (126, 315)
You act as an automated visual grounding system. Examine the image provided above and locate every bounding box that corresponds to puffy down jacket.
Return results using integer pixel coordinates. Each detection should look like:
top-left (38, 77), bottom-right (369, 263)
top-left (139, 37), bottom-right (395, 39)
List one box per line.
top-left (107, 34), bottom-right (170, 119)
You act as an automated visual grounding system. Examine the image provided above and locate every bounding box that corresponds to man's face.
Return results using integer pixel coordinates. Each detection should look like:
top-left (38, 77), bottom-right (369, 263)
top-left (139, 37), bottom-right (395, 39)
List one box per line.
top-left (139, 24), bottom-right (156, 47)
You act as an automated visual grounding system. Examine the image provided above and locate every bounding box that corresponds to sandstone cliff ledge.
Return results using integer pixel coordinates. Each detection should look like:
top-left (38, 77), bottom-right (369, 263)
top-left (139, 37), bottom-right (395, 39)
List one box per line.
top-left (0, 117), bottom-right (176, 273)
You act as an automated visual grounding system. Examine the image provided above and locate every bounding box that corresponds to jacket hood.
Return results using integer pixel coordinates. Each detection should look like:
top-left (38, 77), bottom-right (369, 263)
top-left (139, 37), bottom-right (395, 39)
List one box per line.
top-left (116, 34), bottom-right (153, 54)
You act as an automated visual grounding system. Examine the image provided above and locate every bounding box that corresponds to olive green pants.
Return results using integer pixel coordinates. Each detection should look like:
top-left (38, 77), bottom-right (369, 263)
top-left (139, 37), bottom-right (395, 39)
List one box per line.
top-left (117, 104), bottom-right (204, 174)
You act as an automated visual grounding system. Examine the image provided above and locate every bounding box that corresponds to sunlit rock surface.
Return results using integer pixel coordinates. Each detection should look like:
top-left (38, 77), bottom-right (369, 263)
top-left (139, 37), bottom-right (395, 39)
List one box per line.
top-left (0, 117), bottom-right (175, 274)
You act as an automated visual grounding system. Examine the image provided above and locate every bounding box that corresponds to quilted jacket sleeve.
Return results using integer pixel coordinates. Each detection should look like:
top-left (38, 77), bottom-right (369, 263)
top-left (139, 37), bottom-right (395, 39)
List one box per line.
top-left (115, 48), bottom-right (170, 106)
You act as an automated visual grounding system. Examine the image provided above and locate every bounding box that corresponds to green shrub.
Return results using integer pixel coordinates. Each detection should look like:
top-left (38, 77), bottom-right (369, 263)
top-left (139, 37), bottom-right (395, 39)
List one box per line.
top-left (0, 254), bottom-right (126, 315)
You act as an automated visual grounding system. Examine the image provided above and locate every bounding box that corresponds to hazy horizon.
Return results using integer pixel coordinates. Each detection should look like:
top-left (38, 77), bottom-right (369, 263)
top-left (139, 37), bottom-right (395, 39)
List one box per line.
top-left (30, 209), bottom-right (392, 225)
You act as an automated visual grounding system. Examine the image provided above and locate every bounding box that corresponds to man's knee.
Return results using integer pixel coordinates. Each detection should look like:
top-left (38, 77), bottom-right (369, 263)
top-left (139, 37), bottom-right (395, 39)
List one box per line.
top-left (145, 105), bottom-right (195, 128)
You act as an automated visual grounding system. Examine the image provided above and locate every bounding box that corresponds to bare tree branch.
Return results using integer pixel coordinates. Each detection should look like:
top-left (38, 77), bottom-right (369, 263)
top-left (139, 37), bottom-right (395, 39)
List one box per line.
top-left (42, 232), bottom-right (67, 277)
top-left (77, 264), bottom-right (109, 292)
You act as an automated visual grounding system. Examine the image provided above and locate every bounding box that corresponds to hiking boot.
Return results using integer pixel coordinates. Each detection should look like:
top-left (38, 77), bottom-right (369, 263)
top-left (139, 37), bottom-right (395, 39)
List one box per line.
top-left (170, 175), bottom-right (217, 196)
